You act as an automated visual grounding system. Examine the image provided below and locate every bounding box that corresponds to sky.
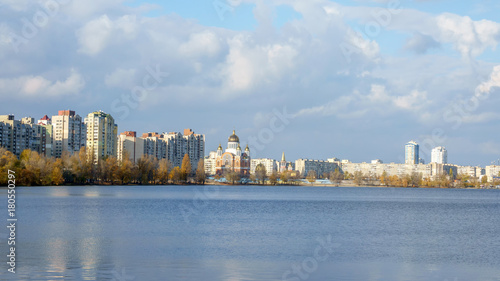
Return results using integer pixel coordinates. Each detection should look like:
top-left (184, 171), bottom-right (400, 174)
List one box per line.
top-left (1, 0), bottom-right (500, 166)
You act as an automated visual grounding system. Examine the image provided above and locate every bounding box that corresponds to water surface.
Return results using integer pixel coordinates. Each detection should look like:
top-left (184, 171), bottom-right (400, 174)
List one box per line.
top-left (1, 185), bottom-right (500, 281)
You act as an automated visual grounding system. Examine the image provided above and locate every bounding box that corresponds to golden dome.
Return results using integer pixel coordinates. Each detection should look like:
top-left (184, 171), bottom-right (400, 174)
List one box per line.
top-left (228, 130), bottom-right (239, 143)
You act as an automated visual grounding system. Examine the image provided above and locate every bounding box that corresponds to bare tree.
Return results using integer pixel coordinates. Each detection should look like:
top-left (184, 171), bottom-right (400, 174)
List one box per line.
top-left (255, 164), bottom-right (267, 184)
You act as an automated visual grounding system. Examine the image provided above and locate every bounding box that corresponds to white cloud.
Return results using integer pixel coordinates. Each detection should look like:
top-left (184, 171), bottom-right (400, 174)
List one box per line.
top-left (46, 70), bottom-right (85, 96)
top-left (179, 31), bottom-right (222, 58)
top-left (76, 14), bottom-right (138, 56)
top-left (436, 13), bottom-right (500, 59)
top-left (76, 15), bottom-right (114, 55)
top-left (224, 35), bottom-right (255, 92)
top-left (394, 90), bottom-right (428, 110)
top-left (0, 69), bottom-right (84, 97)
top-left (294, 95), bottom-right (358, 118)
top-left (1, 0), bottom-right (500, 165)
top-left (294, 84), bottom-right (431, 120)
top-left (367, 84), bottom-right (390, 102)
top-left (475, 65), bottom-right (500, 97)
top-left (221, 35), bottom-right (298, 93)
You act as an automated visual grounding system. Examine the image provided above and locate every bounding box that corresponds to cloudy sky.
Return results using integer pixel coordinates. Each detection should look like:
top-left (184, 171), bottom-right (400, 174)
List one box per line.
top-left (1, 0), bottom-right (500, 166)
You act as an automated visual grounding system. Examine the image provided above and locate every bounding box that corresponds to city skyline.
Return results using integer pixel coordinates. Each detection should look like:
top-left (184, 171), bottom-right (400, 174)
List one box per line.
top-left (2, 110), bottom-right (499, 170)
top-left (1, 0), bottom-right (500, 166)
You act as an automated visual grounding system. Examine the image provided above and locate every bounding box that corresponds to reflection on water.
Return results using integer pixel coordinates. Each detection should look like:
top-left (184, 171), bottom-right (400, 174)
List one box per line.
top-left (1, 185), bottom-right (500, 280)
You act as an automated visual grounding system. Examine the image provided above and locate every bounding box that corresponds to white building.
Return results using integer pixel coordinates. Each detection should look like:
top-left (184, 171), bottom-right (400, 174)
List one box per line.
top-left (295, 159), bottom-right (338, 178)
top-left (118, 131), bottom-right (145, 163)
top-left (405, 141), bottom-right (419, 164)
top-left (0, 115), bottom-right (47, 157)
top-left (37, 115), bottom-right (53, 157)
top-left (84, 111), bottom-right (118, 164)
top-left (431, 146), bottom-right (448, 164)
top-left (52, 110), bottom-right (86, 158)
top-left (341, 162), bottom-right (458, 180)
top-left (162, 129), bottom-right (205, 172)
top-left (457, 166), bottom-right (484, 178)
top-left (485, 165), bottom-right (500, 182)
top-left (251, 158), bottom-right (278, 175)
top-left (204, 151), bottom-right (218, 176)
top-left (142, 132), bottom-right (167, 161)
top-left (140, 129), bottom-right (205, 173)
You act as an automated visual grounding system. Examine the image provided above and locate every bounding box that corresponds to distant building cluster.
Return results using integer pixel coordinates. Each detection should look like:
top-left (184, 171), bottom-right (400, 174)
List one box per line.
top-left (0, 115), bottom-right (47, 157)
top-left (118, 129), bottom-right (205, 173)
top-left (1, 112), bottom-right (499, 183)
top-left (0, 110), bottom-right (205, 172)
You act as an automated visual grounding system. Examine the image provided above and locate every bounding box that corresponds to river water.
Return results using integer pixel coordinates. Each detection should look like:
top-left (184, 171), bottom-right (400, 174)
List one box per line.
top-left (2, 185), bottom-right (500, 280)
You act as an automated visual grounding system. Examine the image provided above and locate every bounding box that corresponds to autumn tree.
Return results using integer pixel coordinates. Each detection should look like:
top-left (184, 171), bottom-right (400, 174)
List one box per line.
top-left (379, 171), bottom-right (388, 186)
top-left (170, 166), bottom-right (181, 184)
top-left (181, 154), bottom-right (192, 182)
top-left (103, 156), bottom-right (119, 184)
top-left (481, 176), bottom-right (488, 185)
top-left (269, 171), bottom-right (278, 185)
top-left (0, 148), bottom-right (19, 185)
top-left (137, 155), bottom-right (158, 184)
top-left (195, 159), bottom-right (206, 184)
top-left (20, 150), bottom-right (46, 186)
top-left (329, 167), bottom-right (343, 186)
top-left (156, 159), bottom-right (171, 185)
top-left (50, 158), bottom-right (64, 185)
top-left (400, 174), bottom-right (410, 187)
top-left (470, 177), bottom-right (479, 188)
top-left (117, 150), bottom-right (134, 185)
top-left (279, 171), bottom-right (289, 184)
top-left (409, 172), bottom-right (422, 187)
top-left (353, 171), bottom-right (364, 186)
top-left (306, 170), bottom-right (317, 184)
top-left (224, 170), bottom-right (240, 185)
top-left (69, 147), bottom-right (92, 184)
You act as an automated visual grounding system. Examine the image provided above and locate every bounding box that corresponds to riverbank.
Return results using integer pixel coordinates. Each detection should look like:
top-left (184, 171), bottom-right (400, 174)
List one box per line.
top-left (3, 179), bottom-right (498, 189)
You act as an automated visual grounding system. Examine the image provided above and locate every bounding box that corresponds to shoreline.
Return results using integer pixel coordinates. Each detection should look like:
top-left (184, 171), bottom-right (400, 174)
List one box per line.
top-left (2, 181), bottom-right (496, 190)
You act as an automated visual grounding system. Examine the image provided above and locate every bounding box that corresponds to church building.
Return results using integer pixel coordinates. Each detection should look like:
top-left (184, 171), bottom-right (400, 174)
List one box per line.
top-left (215, 130), bottom-right (251, 176)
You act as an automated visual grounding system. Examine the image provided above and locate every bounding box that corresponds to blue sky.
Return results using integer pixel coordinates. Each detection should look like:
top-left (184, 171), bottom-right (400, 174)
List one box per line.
top-left (1, 0), bottom-right (500, 166)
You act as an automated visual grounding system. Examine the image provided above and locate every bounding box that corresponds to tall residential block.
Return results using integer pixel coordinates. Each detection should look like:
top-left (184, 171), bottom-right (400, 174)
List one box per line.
top-left (431, 146), bottom-right (448, 164)
top-left (119, 129), bottom-right (205, 172)
top-left (405, 141), bottom-right (419, 165)
top-left (142, 132), bottom-right (167, 161)
top-left (118, 131), bottom-right (144, 163)
top-left (52, 110), bottom-right (86, 158)
top-left (0, 115), bottom-right (47, 157)
top-left (84, 111), bottom-right (117, 163)
top-left (37, 115), bottom-right (53, 157)
top-left (162, 129), bottom-right (205, 172)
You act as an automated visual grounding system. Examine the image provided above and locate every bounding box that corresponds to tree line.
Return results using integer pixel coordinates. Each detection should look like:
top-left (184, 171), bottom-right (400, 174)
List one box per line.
top-left (0, 147), bottom-right (206, 186)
